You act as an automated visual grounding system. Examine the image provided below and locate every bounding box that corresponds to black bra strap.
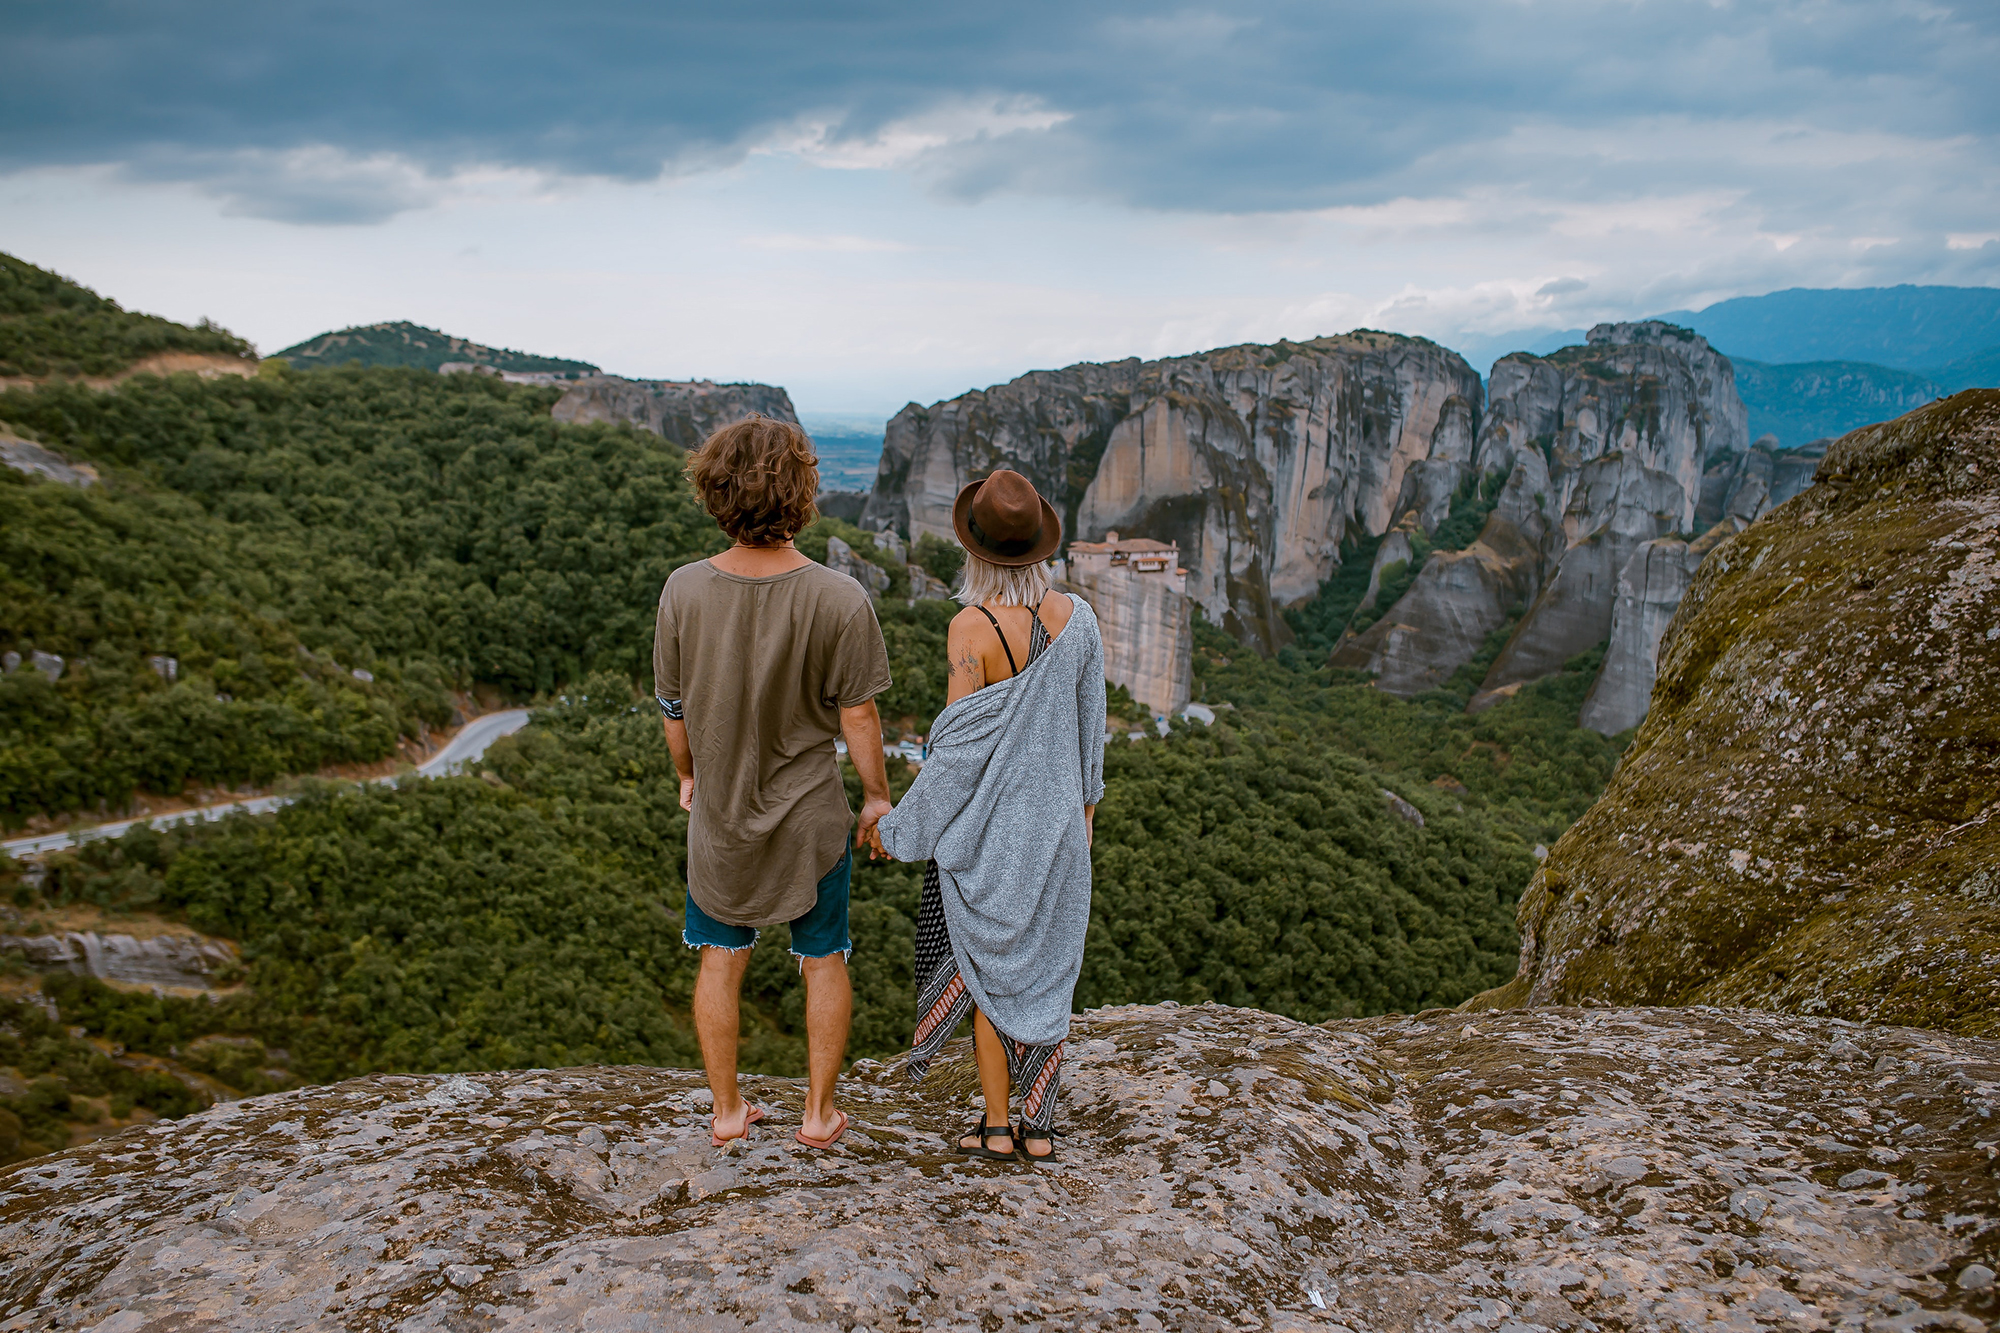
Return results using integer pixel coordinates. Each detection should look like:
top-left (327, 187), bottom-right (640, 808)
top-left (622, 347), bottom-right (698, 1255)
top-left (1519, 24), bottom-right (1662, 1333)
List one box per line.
top-left (975, 605), bottom-right (1021, 678)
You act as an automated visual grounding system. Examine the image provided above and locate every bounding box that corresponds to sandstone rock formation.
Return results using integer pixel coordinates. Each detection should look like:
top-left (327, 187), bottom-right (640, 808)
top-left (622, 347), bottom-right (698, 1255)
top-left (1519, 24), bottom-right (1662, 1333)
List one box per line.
top-left (1063, 537), bottom-right (1193, 715)
top-left (1574, 523), bottom-right (1734, 736)
top-left (1332, 455), bottom-right (1553, 695)
top-left (551, 376), bottom-right (797, 448)
top-left (1336, 323), bottom-right (1749, 704)
top-left (906, 564), bottom-right (952, 600)
top-left (6, 1003), bottom-right (1998, 1331)
top-left (824, 535), bottom-right (890, 597)
top-left (863, 335), bottom-right (1483, 653)
top-left (1474, 390), bottom-right (2000, 1033)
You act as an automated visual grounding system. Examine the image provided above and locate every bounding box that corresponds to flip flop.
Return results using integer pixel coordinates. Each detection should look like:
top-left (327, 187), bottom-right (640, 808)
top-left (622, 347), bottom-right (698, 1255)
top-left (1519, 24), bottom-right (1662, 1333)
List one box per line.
top-left (710, 1103), bottom-right (765, 1146)
top-left (795, 1109), bottom-right (849, 1150)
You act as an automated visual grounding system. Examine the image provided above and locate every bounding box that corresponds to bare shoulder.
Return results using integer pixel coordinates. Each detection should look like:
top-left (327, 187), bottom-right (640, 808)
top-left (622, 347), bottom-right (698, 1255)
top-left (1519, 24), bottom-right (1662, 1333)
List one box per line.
top-left (948, 605), bottom-right (990, 641)
top-left (1040, 590), bottom-right (1078, 634)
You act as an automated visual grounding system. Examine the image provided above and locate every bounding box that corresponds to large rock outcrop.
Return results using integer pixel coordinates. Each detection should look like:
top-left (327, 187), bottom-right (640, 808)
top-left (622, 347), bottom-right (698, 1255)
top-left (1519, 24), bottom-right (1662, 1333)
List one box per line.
top-left (1335, 322), bottom-right (1751, 701)
top-left (5, 1003), bottom-right (1998, 1331)
top-left (551, 376), bottom-right (797, 448)
top-left (1062, 538), bottom-right (1193, 715)
top-left (1474, 390), bottom-right (2000, 1033)
top-left (863, 335), bottom-right (1483, 653)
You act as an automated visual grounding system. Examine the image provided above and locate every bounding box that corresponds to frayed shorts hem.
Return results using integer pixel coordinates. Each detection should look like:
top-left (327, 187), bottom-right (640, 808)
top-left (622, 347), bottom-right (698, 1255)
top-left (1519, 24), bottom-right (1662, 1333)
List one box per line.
top-left (681, 846), bottom-right (853, 961)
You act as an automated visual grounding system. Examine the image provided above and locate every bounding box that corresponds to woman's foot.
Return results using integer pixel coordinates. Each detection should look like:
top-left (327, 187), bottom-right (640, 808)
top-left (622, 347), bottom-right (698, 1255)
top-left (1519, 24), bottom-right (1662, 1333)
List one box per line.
top-left (955, 1118), bottom-right (1016, 1159)
top-left (1016, 1122), bottom-right (1056, 1161)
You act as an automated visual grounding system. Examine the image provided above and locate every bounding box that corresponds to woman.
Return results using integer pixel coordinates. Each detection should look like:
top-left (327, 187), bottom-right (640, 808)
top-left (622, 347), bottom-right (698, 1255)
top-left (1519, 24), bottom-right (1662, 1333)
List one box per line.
top-left (875, 469), bottom-right (1105, 1163)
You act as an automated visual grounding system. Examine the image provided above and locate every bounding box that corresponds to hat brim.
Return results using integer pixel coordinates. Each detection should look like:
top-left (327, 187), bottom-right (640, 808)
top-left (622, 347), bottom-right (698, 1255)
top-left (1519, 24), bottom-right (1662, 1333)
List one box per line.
top-left (951, 478), bottom-right (1063, 567)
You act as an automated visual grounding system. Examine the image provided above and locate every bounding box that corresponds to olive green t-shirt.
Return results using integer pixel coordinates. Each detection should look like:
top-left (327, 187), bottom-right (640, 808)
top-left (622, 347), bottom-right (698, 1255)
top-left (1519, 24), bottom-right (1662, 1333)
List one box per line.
top-left (653, 559), bottom-right (892, 926)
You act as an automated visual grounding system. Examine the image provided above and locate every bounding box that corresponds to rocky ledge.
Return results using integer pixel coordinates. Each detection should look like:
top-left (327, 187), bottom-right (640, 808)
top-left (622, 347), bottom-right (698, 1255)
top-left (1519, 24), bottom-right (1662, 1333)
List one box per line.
top-left (4, 1004), bottom-right (1999, 1332)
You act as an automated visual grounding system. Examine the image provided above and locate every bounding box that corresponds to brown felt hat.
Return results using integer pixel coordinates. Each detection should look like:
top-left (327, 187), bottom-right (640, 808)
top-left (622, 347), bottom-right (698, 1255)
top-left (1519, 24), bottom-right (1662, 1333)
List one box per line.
top-left (951, 469), bottom-right (1062, 567)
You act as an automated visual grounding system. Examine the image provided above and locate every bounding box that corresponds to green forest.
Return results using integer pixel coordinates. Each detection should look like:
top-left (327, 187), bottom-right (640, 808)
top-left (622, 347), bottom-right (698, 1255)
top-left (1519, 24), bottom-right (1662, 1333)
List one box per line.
top-left (0, 360), bottom-right (726, 821)
top-left (0, 254), bottom-right (1626, 1163)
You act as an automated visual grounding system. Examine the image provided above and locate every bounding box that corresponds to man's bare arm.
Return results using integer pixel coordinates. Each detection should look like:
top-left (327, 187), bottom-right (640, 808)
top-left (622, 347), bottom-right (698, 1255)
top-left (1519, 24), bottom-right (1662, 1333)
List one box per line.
top-left (839, 699), bottom-right (894, 858)
top-left (663, 717), bottom-right (696, 812)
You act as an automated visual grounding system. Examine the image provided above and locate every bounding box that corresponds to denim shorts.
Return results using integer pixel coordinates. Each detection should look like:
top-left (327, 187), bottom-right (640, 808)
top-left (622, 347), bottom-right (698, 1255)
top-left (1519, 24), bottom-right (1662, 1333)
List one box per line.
top-left (682, 845), bottom-right (853, 961)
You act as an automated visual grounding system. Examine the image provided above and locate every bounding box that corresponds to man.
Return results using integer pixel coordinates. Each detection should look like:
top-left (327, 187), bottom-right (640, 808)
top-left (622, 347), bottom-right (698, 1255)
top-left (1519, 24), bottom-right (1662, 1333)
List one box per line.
top-left (654, 415), bottom-right (894, 1150)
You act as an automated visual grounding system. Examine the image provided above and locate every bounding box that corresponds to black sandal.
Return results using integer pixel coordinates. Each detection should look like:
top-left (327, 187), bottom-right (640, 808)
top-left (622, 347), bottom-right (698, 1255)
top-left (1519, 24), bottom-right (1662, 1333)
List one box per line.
top-left (1016, 1122), bottom-right (1058, 1163)
top-left (953, 1120), bottom-right (1019, 1161)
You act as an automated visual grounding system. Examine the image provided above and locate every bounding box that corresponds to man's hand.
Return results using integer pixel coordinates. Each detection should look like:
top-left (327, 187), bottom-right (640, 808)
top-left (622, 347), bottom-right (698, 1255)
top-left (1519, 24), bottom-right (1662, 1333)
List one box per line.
top-left (838, 699), bottom-right (895, 861)
top-left (663, 717), bottom-right (696, 814)
top-left (856, 797), bottom-right (893, 860)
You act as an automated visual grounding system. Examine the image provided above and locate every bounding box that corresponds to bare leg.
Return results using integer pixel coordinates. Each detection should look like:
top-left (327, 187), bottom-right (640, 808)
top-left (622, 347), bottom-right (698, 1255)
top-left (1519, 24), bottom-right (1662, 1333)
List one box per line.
top-left (799, 953), bottom-right (852, 1142)
top-left (959, 1008), bottom-right (1014, 1154)
top-left (694, 945), bottom-right (754, 1138)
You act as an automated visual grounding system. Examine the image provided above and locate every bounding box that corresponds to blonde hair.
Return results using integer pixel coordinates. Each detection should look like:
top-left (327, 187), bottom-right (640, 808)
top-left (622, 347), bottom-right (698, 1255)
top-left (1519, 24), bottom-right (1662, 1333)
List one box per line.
top-left (956, 551), bottom-right (1053, 608)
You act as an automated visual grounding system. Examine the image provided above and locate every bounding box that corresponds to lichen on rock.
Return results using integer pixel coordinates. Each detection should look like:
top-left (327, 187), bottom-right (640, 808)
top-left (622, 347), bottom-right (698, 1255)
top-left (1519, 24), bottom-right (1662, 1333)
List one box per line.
top-left (4, 1003), bottom-right (1998, 1331)
top-left (1473, 390), bottom-right (2000, 1035)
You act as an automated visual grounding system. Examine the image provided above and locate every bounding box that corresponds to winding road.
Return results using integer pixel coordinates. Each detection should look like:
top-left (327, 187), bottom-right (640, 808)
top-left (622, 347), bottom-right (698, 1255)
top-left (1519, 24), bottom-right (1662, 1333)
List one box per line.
top-left (1, 709), bottom-right (533, 860)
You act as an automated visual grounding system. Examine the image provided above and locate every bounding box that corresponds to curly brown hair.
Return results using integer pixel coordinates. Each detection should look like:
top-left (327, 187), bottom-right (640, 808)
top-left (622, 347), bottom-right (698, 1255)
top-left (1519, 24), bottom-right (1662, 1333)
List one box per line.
top-left (684, 415), bottom-right (820, 547)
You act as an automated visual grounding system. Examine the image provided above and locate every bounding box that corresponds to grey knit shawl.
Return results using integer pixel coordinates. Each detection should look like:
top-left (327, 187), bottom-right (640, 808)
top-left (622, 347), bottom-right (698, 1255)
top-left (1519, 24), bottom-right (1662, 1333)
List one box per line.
top-left (877, 594), bottom-right (1107, 1047)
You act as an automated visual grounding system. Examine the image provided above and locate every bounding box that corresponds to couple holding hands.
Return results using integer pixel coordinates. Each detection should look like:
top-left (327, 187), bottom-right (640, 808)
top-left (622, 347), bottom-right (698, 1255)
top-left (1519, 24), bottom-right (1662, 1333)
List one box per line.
top-left (655, 417), bottom-right (1104, 1164)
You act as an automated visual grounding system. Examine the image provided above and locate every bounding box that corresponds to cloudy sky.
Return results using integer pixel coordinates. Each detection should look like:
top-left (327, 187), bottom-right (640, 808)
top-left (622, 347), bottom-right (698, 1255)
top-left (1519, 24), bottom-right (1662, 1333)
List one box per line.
top-left (3, 1), bottom-right (1996, 417)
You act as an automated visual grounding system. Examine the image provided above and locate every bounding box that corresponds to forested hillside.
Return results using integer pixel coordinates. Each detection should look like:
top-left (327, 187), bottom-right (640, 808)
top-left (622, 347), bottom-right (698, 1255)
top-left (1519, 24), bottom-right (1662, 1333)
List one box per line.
top-left (0, 254), bottom-right (252, 380)
top-left (275, 321), bottom-right (597, 375)
top-left (0, 365), bottom-right (723, 821)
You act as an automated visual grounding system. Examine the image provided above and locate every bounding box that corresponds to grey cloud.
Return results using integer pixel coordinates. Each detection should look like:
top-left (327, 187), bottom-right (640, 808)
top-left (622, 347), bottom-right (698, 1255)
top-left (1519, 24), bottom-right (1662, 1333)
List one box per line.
top-left (0, 1), bottom-right (1994, 224)
top-left (117, 148), bottom-right (447, 225)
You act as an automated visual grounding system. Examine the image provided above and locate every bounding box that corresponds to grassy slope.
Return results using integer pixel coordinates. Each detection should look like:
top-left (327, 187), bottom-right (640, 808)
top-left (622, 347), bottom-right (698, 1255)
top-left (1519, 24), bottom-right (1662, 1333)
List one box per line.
top-left (0, 253), bottom-right (252, 379)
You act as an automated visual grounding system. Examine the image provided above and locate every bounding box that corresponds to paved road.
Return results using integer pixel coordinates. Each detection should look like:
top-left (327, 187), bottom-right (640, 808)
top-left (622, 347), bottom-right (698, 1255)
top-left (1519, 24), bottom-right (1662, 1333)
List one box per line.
top-left (1, 710), bottom-right (533, 860)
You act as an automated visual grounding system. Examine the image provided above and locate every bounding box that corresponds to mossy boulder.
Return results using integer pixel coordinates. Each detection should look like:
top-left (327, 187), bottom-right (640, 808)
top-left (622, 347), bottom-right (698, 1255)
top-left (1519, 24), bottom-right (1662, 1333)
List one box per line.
top-left (1469, 389), bottom-right (2000, 1034)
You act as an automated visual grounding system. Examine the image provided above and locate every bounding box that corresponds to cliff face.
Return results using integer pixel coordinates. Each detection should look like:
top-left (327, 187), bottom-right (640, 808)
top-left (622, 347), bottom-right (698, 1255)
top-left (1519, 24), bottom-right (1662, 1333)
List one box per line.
top-left (7, 1003), bottom-right (1998, 1332)
top-left (1334, 322), bottom-right (1757, 714)
top-left (1062, 561), bottom-right (1192, 715)
top-left (1474, 391), bottom-right (2000, 1033)
top-left (551, 376), bottom-right (797, 448)
top-left (863, 335), bottom-right (1483, 653)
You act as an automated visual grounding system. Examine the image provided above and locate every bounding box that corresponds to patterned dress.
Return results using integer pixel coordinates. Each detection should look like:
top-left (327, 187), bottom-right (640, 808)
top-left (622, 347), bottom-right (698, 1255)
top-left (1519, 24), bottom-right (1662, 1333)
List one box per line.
top-left (906, 608), bottom-right (1066, 1129)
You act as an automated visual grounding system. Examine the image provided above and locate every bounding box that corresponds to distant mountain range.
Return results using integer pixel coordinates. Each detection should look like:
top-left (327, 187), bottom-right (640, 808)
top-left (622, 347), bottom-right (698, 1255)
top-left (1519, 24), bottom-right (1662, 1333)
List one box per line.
top-left (276, 284), bottom-right (2000, 454)
top-left (275, 321), bottom-right (598, 376)
top-left (1652, 285), bottom-right (2000, 373)
top-left (1732, 359), bottom-right (1943, 448)
top-left (1451, 285), bottom-right (1999, 448)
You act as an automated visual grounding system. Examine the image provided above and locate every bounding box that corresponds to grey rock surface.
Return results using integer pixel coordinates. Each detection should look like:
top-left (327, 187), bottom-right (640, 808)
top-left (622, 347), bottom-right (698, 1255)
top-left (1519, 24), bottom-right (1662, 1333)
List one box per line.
top-left (1574, 522), bottom-right (1736, 736)
top-left (1339, 321), bottom-right (1760, 726)
top-left (5, 1004), bottom-right (1997, 1331)
top-left (906, 565), bottom-right (953, 600)
top-left (824, 536), bottom-right (890, 597)
top-left (0, 436), bottom-right (98, 487)
top-left (551, 376), bottom-right (797, 448)
top-left (0, 929), bottom-right (238, 991)
top-left (1332, 452), bottom-right (1551, 694)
